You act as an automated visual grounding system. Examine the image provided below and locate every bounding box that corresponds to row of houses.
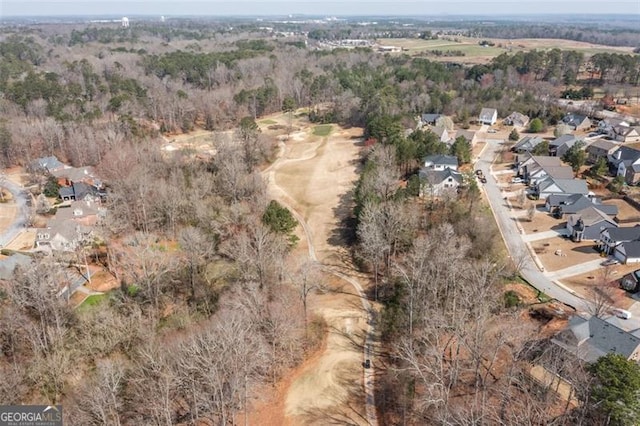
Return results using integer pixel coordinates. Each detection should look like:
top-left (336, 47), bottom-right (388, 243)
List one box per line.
top-left (29, 156), bottom-right (106, 253)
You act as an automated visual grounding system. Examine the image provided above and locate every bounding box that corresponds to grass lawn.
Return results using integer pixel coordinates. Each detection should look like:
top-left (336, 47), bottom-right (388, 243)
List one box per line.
top-left (76, 293), bottom-right (108, 312)
top-left (260, 119), bottom-right (277, 125)
top-left (312, 124), bottom-right (333, 137)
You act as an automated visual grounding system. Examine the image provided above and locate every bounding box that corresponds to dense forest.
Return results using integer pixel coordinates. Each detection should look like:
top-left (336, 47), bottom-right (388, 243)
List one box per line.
top-left (0, 18), bottom-right (639, 425)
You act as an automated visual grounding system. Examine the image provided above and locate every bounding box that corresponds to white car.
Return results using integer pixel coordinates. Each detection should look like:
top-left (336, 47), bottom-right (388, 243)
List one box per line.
top-left (487, 129), bottom-right (497, 133)
top-left (511, 177), bottom-right (525, 184)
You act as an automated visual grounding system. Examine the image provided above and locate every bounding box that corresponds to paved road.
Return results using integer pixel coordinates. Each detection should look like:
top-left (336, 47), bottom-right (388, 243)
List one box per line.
top-left (0, 178), bottom-right (29, 247)
top-left (477, 139), bottom-right (590, 312)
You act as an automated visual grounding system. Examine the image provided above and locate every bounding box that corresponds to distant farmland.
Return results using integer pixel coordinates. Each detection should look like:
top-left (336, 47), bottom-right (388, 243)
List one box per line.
top-left (381, 37), bottom-right (637, 64)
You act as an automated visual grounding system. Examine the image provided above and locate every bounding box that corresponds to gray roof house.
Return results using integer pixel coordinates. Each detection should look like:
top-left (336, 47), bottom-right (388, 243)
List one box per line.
top-left (599, 225), bottom-right (640, 256)
top-left (527, 165), bottom-right (574, 186)
top-left (546, 194), bottom-right (618, 217)
top-left (552, 315), bottom-right (640, 362)
top-left (35, 219), bottom-right (93, 252)
top-left (511, 136), bottom-right (545, 153)
top-left (430, 126), bottom-right (451, 144)
top-left (59, 182), bottom-right (101, 202)
top-left (516, 153), bottom-right (562, 180)
top-left (478, 108), bottom-right (498, 125)
top-left (420, 113), bottom-right (443, 126)
top-left (549, 134), bottom-right (580, 158)
top-left (28, 156), bottom-right (69, 173)
top-left (614, 241), bottom-right (640, 265)
top-left (586, 139), bottom-right (618, 164)
top-left (562, 113), bottom-right (591, 131)
top-left (419, 167), bottom-right (464, 198)
top-left (423, 154), bottom-right (458, 171)
top-left (566, 206), bottom-right (618, 242)
top-left (504, 111), bottom-right (529, 128)
top-left (534, 176), bottom-right (589, 200)
top-left (609, 146), bottom-right (640, 185)
top-left (454, 130), bottom-right (478, 146)
top-left (613, 126), bottom-right (640, 143)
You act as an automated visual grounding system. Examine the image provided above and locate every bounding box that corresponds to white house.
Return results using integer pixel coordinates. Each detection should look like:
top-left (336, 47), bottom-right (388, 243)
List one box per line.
top-left (478, 108), bottom-right (498, 126)
top-left (419, 167), bottom-right (463, 198)
top-left (614, 241), bottom-right (640, 264)
top-left (423, 154), bottom-right (459, 171)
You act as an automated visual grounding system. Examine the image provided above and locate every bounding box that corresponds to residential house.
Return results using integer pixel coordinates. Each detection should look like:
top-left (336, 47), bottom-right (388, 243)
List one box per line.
top-left (552, 315), bottom-right (640, 362)
top-left (430, 126), bottom-right (452, 144)
top-left (546, 194), bottom-right (618, 218)
top-left (28, 156), bottom-right (69, 174)
top-left (613, 126), bottom-right (640, 143)
top-left (615, 241), bottom-right (640, 265)
top-left (52, 166), bottom-right (103, 189)
top-left (609, 146), bottom-right (640, 185)
top-left (478, 107), bottom-right (498, 126)
top-left (527, 165), bottom-right (574, 186)
top-left (454, 130), bottom-right (478, 147)
top-left (566, 206), bottom-right (618, 242)
top-left (504, 111), bottom-right (529, 128)
top-left (511, 136), bottom-right (545, 154)
top-left (598, 117), bottom-right (630, 135)
top-left (562, 113), bottom-right (591, 131)
top-left (533, 176), bottom-right (588, 200)
top-left (516, 153), bottom-right (562, 181)
top-left (58, 181), bottom-right (102, 202)
top-left (423, 154), bottom-right (458, 171)
top-left (419, 167), bottom-right (463, 198)
top-left (549, 134), bottom-right (580, 158)
top-left (420, 113), bottom-right (443, 126)
top-left (599, 226), bottom-right (640, 255)
top-left (586, 139), bottom-right (618, 164)
top-left (621, 269), bottom-right (640, 292)
top-left (35, 219), bottom-right (93, 252)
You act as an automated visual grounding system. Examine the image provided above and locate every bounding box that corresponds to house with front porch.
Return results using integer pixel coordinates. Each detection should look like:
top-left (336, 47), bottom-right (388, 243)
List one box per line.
top-left (599, 225), bottom-right (640, 256)
top-left (566, 206), bottom-right (618, 242)
top-left (478, 107), bottom-right (498, 125)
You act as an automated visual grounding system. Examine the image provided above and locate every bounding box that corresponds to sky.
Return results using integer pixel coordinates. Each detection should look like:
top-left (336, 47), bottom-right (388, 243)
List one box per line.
top-left (1, 0), bottom-right (639, 17)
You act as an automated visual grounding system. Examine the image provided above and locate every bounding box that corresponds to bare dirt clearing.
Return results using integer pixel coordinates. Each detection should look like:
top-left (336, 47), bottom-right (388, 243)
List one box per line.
top-left (261, 111), bottom-right (375, 425)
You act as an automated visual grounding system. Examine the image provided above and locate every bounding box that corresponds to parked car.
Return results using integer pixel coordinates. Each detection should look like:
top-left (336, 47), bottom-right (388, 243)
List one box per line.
top-left (612, 308), bottom-right (632, 320)
top-left (601, 258), bottom-right (620, 266)
top-left (511, 177), bottom-right (525, 184)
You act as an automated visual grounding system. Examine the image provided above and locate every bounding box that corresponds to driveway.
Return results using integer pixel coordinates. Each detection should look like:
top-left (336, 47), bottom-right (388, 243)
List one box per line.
top-left (477, 139), bottom-right (589, 312)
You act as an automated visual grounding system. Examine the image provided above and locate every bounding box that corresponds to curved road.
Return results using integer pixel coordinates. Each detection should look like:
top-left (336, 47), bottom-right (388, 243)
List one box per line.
top-left (265, 139), bottom-right (378, 425)
top-left (0, 178), bottom-right (29, 248)
top-left (478, 139), bottom-right (590, 312)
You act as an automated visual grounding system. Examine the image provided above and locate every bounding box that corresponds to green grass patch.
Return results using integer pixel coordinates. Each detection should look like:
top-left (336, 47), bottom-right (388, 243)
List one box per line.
top-left (76, 293), bottom-right (107, 312)
top-left (313, 124), bottom-right (333, 137)
top-left (260, 119), bottom-right (277, 125)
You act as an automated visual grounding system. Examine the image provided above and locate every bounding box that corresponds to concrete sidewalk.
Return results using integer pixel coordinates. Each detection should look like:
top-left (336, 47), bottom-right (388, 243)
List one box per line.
top-left (545, 258), bottom-right (604, 281)
top-left (523, 229), bottom-right (569, 242)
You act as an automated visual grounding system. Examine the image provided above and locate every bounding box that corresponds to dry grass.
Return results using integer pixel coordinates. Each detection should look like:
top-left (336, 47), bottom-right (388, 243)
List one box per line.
top-left (532, 237), bottom-right (599, 272)
top-left (518, 205), bottom-right (564, 234)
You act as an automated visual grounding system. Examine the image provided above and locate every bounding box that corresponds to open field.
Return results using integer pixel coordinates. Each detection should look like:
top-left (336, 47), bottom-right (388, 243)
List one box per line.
top-left (383, 37), bottom-right (637, 64)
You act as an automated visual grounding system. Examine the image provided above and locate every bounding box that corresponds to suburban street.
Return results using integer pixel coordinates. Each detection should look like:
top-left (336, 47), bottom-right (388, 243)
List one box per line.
top-left (0, 177), bottom-right (29, 248)
top-left (477, 139), bottom-right (590, 312)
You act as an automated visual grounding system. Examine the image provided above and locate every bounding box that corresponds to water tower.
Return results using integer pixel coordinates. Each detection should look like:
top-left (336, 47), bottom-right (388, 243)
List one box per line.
top-left (121, 17), bottom-right (129, 28)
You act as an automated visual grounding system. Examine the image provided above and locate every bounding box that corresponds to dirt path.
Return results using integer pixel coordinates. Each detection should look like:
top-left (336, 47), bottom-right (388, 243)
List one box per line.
top-left (262, 113), bottom-right (378, 425)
